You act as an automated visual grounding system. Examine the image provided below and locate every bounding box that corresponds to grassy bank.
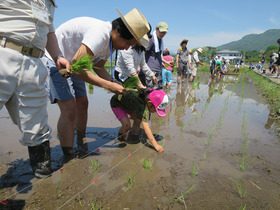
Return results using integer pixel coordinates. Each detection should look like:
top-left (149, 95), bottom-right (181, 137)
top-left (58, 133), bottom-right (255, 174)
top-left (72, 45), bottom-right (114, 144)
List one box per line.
top-left (242, 68), bottom-right (280, 117)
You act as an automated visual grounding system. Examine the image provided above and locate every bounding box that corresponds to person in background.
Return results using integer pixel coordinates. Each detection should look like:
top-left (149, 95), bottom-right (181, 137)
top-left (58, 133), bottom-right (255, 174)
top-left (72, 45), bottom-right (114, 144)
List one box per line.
top-left (217, 55), bottom-right (222, 62)
top-left (145, 22), bottom-right (169, 89)
top-left (110, 87), bottom-right (169, 152)
top-left (187, 50), bottom-right (193, 78)
top-left (162, 48), bottom-right (174, 89)
top-left (42, 8), bottom-right (150, 160)
top-left (261, 54), bottom-right (265, 70)
top-left (114, 42), bottom-right (158, 89)
top-left (256, 61), bottom-right (262, 71)
top-left (209, 54), bottom-right (217, 79)
top-left (225, 59), bottom-right (230, 72)
top-left (267, 52), bottom-right (279, 76)
top-left (234, 62), bottom-right (240, 73)
top-left (0, 0), bottom-right (71, 178)
top-left (189, 48), bottom-right (204, 82)
top-left (271, 38), bottom-right (280, 77)
top-left (176, 39), bottom-right (191, 84)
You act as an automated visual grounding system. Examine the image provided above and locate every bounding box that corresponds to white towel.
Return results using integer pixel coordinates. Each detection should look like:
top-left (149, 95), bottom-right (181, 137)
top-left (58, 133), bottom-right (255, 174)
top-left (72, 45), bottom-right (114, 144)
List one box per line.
top-left (152, 31), bottom-right (164, 53)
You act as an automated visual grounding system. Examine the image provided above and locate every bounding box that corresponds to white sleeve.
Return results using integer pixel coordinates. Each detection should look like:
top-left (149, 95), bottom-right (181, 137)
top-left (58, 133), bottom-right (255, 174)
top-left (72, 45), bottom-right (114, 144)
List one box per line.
top-left (194, 53), bottom-right (199, 63)
top-left (121, 48), bottom-right (137, 76)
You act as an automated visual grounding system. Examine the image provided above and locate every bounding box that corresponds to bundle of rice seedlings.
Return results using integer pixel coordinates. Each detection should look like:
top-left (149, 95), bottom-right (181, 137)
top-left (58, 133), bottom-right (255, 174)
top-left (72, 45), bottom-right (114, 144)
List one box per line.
top-left (59, 54), bottom-right (93, 78)
top-left (118, 76), bottom-right (140, 101)
top-left (122, 76), bottom-right (139, 89)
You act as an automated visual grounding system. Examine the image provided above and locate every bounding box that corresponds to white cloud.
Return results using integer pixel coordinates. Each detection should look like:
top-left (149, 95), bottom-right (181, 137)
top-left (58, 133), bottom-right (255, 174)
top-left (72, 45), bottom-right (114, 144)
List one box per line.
top-left (269, 17), bottom-right (279, 25)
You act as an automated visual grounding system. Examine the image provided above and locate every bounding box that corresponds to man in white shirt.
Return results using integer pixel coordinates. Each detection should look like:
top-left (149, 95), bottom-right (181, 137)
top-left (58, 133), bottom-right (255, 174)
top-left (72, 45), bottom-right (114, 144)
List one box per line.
top-left (42, 8), bottom-right (150, 160)
top-left (189, 48), bottom-right (204, 82)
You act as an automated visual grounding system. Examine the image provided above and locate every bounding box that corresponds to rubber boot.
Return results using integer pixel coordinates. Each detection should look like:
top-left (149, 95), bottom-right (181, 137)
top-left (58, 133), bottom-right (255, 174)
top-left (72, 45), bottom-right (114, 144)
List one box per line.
top-left (76, 131), bottom-right (88, 156)
top-left (61, 146), bottom-right (74, 163)
top-left (28, 141), bottom-right (52, 179)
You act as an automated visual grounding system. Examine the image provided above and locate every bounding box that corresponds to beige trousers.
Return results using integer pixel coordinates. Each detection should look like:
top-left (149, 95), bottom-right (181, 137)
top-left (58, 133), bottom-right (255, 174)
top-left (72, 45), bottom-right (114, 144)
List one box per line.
top-left (0, 47), bottom-right (51, 146)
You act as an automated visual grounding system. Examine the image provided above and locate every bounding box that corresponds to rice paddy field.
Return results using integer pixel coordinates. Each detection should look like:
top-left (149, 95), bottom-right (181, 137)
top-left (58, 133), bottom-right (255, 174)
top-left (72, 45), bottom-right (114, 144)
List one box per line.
top-left (0, 68), bottom-right (280, 209)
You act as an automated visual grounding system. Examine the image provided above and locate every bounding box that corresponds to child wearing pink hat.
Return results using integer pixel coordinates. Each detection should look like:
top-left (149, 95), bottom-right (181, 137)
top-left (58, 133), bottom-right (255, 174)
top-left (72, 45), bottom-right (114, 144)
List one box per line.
top-left (110, 87), bottom-right (169, 152)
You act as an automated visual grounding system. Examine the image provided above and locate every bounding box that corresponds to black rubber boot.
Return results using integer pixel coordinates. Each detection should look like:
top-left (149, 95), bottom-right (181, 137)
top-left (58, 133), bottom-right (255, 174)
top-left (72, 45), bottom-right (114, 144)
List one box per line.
top-left (61, 147), bottom-right (74, 163)
top-left (28, 141), bottom-right (52, 179)
top-left (76, 132), bottom-right (88, 156)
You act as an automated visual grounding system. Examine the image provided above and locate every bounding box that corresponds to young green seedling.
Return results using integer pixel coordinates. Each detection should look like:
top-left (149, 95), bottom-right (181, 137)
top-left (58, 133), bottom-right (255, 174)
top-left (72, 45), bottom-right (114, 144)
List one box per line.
top-left (142, 158), bottom-right (152, 169)
top-left (191, 161), bottom-right (199, 177)
top-left (126, 172), bottom-right (135, 191)
top-left (91, 159), bottom-right (101, 175)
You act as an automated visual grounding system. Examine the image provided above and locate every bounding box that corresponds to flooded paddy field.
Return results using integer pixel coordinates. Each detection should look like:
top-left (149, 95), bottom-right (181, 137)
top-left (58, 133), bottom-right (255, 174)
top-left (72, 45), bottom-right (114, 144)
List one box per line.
top-left (0, 72), bottom-right (280, 209)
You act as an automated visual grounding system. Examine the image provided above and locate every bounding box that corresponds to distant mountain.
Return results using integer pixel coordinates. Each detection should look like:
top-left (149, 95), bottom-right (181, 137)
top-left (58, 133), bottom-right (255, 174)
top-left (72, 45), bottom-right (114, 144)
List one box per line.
top-left (216, 29), bottom-right (280, 51)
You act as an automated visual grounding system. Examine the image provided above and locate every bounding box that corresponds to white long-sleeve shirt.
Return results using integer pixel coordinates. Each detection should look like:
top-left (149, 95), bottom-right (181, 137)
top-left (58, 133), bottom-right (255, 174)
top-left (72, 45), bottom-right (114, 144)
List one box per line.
top-left (115, 46), bottom-right (155, 79)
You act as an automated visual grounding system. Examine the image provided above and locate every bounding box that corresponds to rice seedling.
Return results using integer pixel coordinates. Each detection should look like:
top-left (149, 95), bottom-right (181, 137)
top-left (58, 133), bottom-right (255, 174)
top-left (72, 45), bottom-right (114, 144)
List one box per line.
top-left (200, 102), bottom-right (209, 118)
top-left (90, 199), bottom-right (102, 210)
top-left (180, 122), bottom-right (185, 132)
top-left (240, 203), bottom-right (247, 210)
top-left (142, 158), bottom-right (152, 169)
top-left (174, 185), bottom-right (195, 203)
top-left (216, 97), bottom-right (228, 130)
top-left (56, 180), bottom-right (62, 198)
top-left (88, 83), bottom-right (94, 89)
top-left (78, 195), bottom-right (83, 207)
top-left (236, 139), bottom-right (251, 172)
top-left (59, 54), bottom-right (93, 78)
top-left (126, 172), bottom-right (135, 191)
top-left (191, 161), bottom-right (199, 177)
top-left (241, 112), bottom-right (248, 139)
top-left (205, 126), bottom-right (214, 146)
top-left (202, 151), bottom-right (208, 160)
top-left (229, 176), bottom-right (247, 199)
top-left (241, 73), bottom-right (246, 99)
top-left (194, 112), bottom-right (199, 121)
top-left (91, 159), bottom-right (101, 175)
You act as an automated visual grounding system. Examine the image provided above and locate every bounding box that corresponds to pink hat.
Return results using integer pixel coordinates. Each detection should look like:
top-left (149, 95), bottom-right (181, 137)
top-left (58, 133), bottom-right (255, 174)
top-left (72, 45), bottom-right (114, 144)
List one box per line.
top-left (149, 90), bottom-right (169, 117)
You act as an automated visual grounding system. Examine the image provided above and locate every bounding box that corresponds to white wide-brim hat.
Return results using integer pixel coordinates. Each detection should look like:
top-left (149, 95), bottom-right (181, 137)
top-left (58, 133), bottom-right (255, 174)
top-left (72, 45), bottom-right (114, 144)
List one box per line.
top-left (197, 48), bottom-right (203, 53)
top-left (116, 8), bottom-right (150, 48)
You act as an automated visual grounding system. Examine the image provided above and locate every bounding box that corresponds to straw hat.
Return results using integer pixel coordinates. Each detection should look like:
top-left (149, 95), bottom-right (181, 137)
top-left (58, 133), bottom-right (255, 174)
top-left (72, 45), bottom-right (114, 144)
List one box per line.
top-left (116, 8), bottom-right (150, 48)
top-left (180, 39), bottom-right (188, 46)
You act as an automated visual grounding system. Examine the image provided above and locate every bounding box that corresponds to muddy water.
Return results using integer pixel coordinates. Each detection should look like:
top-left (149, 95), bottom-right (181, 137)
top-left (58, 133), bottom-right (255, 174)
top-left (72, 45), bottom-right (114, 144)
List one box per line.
top-left (0, 72), bottom-right (280, 209)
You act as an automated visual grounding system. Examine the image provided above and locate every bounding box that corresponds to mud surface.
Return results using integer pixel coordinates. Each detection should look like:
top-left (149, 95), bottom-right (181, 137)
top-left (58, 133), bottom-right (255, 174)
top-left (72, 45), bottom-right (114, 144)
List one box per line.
top-left (1, 72), bottom-right (280, 209)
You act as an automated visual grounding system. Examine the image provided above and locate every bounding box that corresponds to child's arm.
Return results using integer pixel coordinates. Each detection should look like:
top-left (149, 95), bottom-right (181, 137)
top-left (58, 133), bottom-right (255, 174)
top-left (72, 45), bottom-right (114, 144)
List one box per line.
top-left (142, 121), bottom-right (164, 152)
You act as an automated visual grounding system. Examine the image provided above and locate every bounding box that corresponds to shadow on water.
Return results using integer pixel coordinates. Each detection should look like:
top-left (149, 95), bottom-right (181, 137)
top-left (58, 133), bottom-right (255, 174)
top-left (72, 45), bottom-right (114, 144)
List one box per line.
top-left (0, 199), bottom-right (25, 210)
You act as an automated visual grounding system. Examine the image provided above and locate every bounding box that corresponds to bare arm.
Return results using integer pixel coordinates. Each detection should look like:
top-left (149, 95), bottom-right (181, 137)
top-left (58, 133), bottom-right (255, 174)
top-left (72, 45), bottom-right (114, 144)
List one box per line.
top-left (142, 121), bottom-right (164, 152)
top-left (46, 32), bottom-right (71, 71)
top-left (162, 57), bottom-right (171, 66)
top-left (72, 44), bottom-right (125, 94)
top-left (93, 60), bottom-right (111, 81)
top-left (176, 54), bottom-right (179, 70)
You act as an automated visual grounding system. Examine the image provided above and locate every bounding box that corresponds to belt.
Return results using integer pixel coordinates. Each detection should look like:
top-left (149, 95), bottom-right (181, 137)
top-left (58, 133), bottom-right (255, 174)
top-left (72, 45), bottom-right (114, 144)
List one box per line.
top-left (0, 37), bottom-right (44, 58)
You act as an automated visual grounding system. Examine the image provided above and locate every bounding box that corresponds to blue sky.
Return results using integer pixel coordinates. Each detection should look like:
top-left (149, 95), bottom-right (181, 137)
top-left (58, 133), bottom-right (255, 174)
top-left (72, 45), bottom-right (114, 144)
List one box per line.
top-left (54, 0), bottom-right (280, 53)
